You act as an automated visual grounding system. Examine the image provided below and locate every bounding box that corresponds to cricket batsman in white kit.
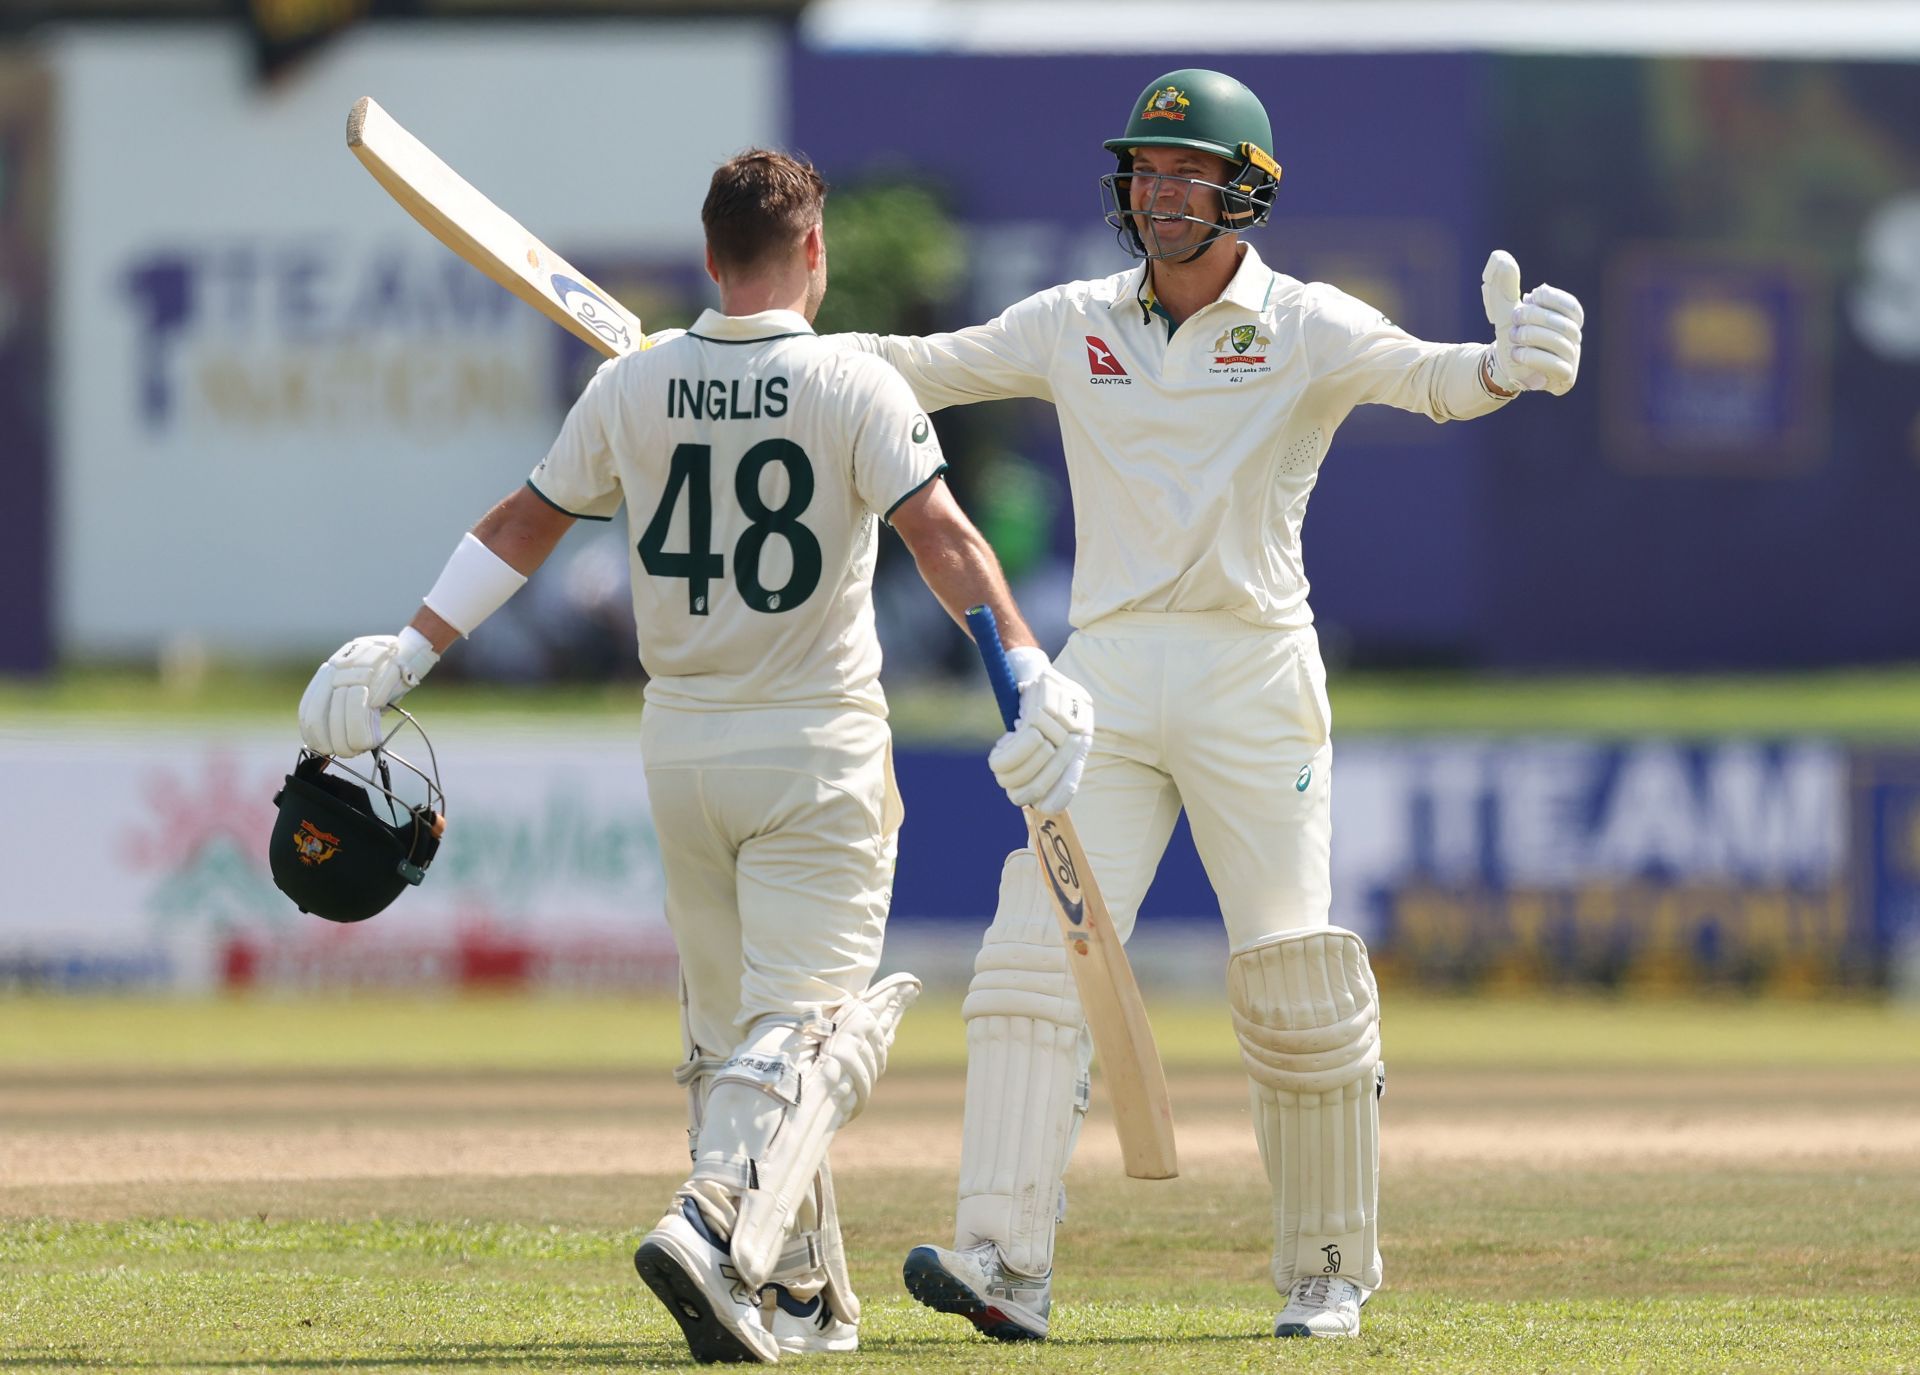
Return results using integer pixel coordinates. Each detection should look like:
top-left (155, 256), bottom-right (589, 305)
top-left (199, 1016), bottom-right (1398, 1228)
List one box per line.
top-left (839, 69), bottom-right (1586, 1340)
top-left (296, 149), bottom-right (1093, 1364)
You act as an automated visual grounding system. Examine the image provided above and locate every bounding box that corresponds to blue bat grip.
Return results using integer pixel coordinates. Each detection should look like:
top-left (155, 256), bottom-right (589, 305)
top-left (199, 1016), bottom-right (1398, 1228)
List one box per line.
top-left (965, 605), bottom-right (1022, 732)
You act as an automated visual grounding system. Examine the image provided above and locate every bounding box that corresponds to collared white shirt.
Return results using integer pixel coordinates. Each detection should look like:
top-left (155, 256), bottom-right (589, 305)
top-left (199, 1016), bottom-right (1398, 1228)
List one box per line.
top-left (532, 308), bottom-right (946, 714)
top-left (847, 244), bottom-right (1501, 632)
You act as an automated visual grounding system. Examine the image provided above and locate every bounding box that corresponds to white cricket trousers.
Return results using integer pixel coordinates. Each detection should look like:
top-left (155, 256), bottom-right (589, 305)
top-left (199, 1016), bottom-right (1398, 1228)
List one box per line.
top-left (640, 703), bottom-right (902, 1058)
top-left (952, 612), bottom-right (1340, 1276)
top-left (1056, 611), bottom-right (1333, 946)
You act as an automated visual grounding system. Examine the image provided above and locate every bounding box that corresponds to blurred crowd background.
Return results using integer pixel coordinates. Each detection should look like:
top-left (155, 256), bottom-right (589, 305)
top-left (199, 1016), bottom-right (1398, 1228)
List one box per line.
top-left (2, 0), bottom-right (1918, 999)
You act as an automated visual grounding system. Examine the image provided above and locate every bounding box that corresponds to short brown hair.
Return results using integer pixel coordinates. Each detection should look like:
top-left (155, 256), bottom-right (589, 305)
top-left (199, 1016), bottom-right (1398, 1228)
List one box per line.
top-left (702, 149), bottom-right (828, 271)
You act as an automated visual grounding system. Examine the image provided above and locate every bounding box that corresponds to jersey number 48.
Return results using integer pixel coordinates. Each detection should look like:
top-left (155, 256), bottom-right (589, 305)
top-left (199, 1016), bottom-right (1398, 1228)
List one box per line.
top-left (638, 440), bottom-right (823, 615)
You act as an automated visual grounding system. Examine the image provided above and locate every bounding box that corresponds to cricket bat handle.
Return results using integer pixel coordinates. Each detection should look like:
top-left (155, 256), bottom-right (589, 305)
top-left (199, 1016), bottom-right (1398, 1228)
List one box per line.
top-left (966, 605), bottom-right (1028, 734)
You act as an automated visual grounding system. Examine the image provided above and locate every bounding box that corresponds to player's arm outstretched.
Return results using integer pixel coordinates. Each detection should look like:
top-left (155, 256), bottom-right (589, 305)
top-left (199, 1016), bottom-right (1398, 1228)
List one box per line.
top-left (298, 486), bottom-right (574, 757)
top-left (1310, 250), bottom-right (1583, 421)
top-left (834, 289), bottom-right (1058, 412)
top-left (890, 478), bottom-right (1092, 815)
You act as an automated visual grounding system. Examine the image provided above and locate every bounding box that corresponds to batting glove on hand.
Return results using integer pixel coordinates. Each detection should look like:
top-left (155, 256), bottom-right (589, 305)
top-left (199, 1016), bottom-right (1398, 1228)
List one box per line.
top-left (1482, 249), bottom-right (1584, 397)
top-left (989, 647), bottom-right (1094, 814)
top-left (297, 629), bottom-right (439, 758)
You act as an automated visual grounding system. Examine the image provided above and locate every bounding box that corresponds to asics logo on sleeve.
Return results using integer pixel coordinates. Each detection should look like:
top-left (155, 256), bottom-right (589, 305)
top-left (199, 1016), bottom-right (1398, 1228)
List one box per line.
top-left (1084, 335), bottom-right (1131, 384)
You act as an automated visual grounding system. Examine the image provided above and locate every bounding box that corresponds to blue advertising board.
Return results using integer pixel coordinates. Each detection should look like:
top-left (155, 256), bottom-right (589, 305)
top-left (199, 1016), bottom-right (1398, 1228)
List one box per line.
top-left (893, 736), bottom-right (1893, 987)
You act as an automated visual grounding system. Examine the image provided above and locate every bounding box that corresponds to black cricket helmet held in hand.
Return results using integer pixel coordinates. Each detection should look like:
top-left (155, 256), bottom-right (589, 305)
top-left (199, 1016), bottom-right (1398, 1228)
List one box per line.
top-left (1099, 68), bottom-right (1283, 261)
top-left (268, 708), bottom-right (446, 923)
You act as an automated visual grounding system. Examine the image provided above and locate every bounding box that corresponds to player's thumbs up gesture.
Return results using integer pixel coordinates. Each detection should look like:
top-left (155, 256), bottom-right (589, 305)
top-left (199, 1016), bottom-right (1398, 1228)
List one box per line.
top-left (1482, 250), bottom-right (1584, 397)
top-left (988, 647), bottom-right (1095, 815)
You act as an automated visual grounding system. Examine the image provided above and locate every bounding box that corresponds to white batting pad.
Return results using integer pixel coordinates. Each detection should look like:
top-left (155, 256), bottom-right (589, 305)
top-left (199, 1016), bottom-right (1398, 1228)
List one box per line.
top-left (711, 972), bottom-right (920, 1290)
top-left (760, 1159), bottom-right (861, 1326)
top-left (954, 849), bottom-right (1092, 1277)
top-left (1228, 926), bottom-right (1383, 1292)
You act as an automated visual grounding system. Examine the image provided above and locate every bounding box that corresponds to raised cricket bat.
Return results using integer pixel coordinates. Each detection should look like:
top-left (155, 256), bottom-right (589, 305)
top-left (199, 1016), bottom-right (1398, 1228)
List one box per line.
top-left (346, 96), bottom-right (644, 358)
top-left (965, 606), bottom-right (1178, 1180)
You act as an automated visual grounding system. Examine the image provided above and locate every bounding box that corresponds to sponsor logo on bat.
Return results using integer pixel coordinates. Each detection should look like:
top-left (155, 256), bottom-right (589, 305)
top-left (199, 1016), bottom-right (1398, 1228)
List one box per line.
top-left (1037, 819), bottom-right (1086, 930)
top-left (550, 273), bottom-right (632, 352)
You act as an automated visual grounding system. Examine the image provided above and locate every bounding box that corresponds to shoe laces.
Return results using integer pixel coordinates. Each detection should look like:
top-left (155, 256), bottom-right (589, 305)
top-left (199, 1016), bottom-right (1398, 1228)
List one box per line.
top-left (1290, 1275), bottom-right (1334, 1309)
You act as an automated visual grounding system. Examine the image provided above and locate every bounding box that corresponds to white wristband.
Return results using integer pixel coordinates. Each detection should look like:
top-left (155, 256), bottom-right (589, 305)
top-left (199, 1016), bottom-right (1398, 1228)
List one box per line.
top-left (393, 626), bottom-right (440, 689)
top-left (422, 532), bottom-right (527, 636)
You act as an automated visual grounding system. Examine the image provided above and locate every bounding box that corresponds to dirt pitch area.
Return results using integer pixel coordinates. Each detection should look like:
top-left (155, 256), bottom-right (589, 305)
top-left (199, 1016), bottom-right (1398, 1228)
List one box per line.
top-left (7, 1063), bottom-right (1919, 1219)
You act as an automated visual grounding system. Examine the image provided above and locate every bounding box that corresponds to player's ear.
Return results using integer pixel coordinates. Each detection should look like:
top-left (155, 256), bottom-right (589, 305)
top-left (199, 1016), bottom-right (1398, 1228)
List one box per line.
top-left (704, 243), bottom-right (720, 286)
top-left (803, 221), bottom-right (825, 272)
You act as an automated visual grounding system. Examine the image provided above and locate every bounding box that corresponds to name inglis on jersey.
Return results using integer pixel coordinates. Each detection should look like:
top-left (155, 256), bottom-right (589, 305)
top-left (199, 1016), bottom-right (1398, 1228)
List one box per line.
top-left (667, 375), bottom-right (790, 421)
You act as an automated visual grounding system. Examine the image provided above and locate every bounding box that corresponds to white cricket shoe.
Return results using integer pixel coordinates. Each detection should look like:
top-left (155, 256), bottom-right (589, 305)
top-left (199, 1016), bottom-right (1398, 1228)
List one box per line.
top-left (633, 1197), bottom-right (780, 1364)
top-left (901, 1241), bottom-right (1050, 1342)
top-left (763, 1283), bottom-right (858, 1355)
top-left (1273, 1274), bottom-right (1368, 1338)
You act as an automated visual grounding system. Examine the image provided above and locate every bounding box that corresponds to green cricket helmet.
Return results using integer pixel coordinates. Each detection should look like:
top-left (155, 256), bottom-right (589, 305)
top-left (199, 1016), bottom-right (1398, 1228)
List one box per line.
top-left (1099, 68), bottom-right (1283, 261)
top-left (269, 709), bottom-right (445, 923)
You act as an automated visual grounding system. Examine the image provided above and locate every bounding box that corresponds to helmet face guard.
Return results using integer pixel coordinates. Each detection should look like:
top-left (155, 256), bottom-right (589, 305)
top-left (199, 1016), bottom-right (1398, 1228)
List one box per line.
top-left (1099, 69), bottom-right (1282, 262)
top-left (268, 709), bottom-right (446, 923)
top-left (1099, 144), bottom-right (1281, 262)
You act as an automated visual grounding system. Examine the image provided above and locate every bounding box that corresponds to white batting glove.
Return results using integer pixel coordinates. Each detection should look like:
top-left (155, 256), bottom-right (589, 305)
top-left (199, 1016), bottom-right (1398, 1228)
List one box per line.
top-left (297, 629), bottom-right (439, 758)
top-left (1482, 249), bottom-right (1584, 397)
top-left (989, 646), bottom-right (1094, 814)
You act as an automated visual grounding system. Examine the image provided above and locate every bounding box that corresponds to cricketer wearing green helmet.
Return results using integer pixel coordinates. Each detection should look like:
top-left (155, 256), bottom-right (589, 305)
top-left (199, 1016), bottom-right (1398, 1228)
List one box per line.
top-left (1098, 68), bottom-right (1284, 263)
top-left (838, 62), bottom-right (1586, 1350)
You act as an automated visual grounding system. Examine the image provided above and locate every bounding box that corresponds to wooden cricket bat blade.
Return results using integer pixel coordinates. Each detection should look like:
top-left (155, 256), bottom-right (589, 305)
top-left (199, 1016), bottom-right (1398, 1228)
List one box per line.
top-left (1030, 812), bottom-right (1179, 1179)
top-left (345, 96), bottom-right (644, 358)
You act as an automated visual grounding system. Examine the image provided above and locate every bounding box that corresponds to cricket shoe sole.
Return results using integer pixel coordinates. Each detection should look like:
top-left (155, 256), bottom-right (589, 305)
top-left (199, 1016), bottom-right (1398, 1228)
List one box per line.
top-left (633, 1199), bottom-right (779, 1364)
top-left (902, 1243), bottom-right (1049, 1342)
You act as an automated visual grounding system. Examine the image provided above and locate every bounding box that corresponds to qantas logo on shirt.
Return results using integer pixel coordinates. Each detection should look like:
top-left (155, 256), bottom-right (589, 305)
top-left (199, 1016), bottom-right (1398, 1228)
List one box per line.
top-left (1085, 335), bottom-right (1132, 385)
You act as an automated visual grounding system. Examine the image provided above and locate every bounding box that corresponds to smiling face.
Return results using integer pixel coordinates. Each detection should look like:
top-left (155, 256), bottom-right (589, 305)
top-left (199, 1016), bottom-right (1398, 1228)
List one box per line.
top-left (1113, 145), bottom-right (1237, 260)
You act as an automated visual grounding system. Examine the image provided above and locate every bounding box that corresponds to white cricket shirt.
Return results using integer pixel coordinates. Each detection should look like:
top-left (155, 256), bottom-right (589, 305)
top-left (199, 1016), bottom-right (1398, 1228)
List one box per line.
top-left (530, 308), bottom-right (946, 715)
top-left (845, 243), bottom-right (1504, 632)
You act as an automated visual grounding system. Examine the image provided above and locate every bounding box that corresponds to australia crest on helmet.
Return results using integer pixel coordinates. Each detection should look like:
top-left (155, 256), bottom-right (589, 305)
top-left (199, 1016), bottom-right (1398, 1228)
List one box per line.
top-left (1143, 85), bottom-right (1190, 121)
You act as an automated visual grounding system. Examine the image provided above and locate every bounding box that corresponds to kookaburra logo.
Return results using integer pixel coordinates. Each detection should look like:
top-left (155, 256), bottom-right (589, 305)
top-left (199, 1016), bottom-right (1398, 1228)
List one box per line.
top-left (1320, 1244), bottom-right (1342, 1273)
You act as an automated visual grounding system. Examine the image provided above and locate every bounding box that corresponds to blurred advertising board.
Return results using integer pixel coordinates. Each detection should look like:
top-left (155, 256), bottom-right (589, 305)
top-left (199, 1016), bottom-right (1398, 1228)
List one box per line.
top-left (1332, 738), bottom-right (1866, 990)
top-left (42, 23), bottom-right (774, 658)
top-left (1484, 57), bottom-right (1920, 669)
top-left (892, 736), bottom-right (1898, 991)
top-left (0, 724), bottom-right (673, 992)
top-left (3, 727), bottom-right (1911, 993)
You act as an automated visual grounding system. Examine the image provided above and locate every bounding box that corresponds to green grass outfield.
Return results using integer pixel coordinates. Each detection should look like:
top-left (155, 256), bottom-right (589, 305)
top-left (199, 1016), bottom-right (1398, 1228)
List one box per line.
top-left (8, 662), bottom-right (1920, 738)
top-left (5, 993), bottom-right (1919, 1373)
top-left (6, 990), bottom-right (1920, 1071)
